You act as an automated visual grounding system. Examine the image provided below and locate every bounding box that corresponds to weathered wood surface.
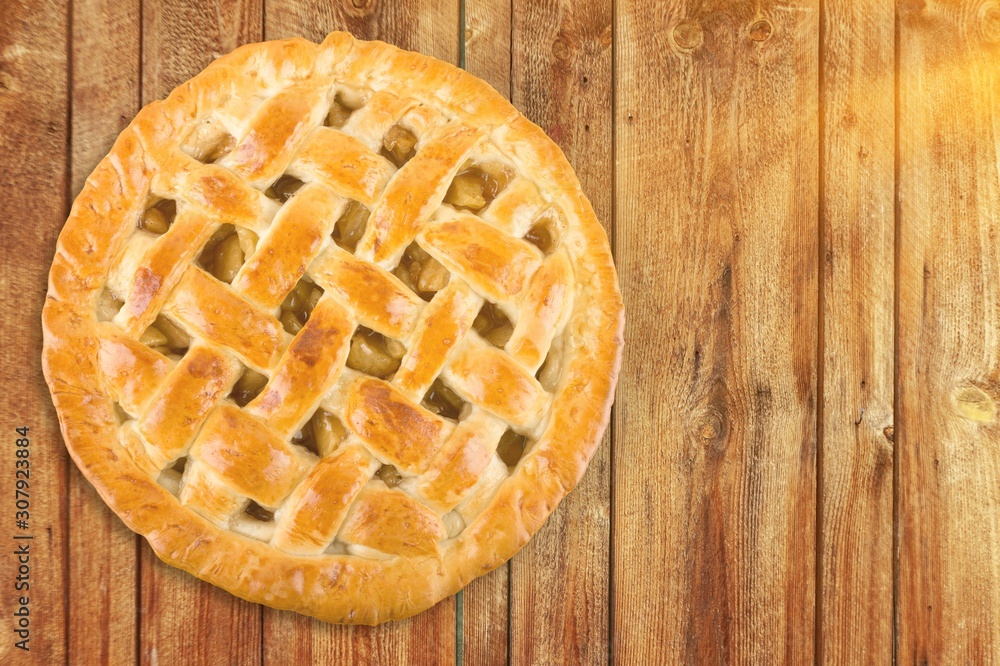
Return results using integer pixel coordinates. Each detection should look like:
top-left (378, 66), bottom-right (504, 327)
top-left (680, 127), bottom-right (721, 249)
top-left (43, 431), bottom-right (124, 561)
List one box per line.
top-left (818, 0), bottom-right (895, 663)
top-left (613, 1), bottom-right (819, 662)
top-left (0, 0), bottom-right (70, 663)
top-left (897, 0), bottom-right (1000, 662)
top-left (3, 0), bottom-right (1000, 663)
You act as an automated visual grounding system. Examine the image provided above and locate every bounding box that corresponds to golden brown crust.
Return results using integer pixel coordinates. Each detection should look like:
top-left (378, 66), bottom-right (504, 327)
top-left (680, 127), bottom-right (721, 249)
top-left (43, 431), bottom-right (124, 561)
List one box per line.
top-left (245, 298), bottom-right (353, 434)
top-left (310, 245), bottom-right (425, 340)
top-left (420, 214), bottom-right (542, 300)
top-left (231, 185), bottom-right (342, 308)
top-left (41, 31), bottom-right (623, 625)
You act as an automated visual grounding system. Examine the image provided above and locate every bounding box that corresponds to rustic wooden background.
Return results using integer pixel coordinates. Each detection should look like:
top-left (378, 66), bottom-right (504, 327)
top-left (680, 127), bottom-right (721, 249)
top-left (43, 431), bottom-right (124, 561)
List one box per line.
top-left (1, 0), bottom-right (998, 663)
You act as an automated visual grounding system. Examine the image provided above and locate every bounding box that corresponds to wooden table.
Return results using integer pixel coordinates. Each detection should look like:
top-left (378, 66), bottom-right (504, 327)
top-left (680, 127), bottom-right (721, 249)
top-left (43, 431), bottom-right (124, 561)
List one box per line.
top-left (2, 0), bottom-right (998, 663)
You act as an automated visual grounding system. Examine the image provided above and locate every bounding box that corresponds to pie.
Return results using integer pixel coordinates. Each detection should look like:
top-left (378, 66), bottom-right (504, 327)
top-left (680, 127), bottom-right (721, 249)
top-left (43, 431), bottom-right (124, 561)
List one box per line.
top-left (42, 31), bottom-right (623, 624)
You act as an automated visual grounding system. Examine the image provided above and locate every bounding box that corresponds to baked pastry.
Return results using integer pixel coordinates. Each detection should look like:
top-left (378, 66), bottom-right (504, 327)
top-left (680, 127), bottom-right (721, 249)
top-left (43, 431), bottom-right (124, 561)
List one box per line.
top-left (42, 31), bottom-right (623, 624)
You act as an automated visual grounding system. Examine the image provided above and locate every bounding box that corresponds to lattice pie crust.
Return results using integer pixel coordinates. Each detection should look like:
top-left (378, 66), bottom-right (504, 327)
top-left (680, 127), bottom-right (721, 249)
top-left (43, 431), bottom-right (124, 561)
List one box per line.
top-left (42, 32), bottom-right (623, 624)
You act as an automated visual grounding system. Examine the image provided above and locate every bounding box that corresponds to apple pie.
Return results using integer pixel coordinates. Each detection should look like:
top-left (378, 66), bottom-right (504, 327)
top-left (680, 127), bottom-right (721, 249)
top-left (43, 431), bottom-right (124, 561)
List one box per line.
top-left (42, 31), bottom-right (623, 624)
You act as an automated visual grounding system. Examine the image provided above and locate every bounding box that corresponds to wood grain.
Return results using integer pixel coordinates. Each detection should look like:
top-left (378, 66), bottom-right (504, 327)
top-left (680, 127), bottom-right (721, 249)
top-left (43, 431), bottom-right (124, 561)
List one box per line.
top-left (261, 3), bottom-right (459, 663)
top-left (613, 1), bottom-right (819, 662)
top-left (0, 1), bottom-right (70, 663)
top-left (897, 0), bottom-right (1000, 662)
top-left (139, 2), bottom-right (263, 664)
top-left (817, 0), bottom-right (895, 663)
top-left (265, 0), bottom-right (458, 59)
top-left (460, 3), bottom-right (511, 663)
top-left (140, 565), bottom-right (262, 665)
top-left (69, 1), bottom-right (142, 663)
top-left (464, 0), bottom-right (510, 98)
top-left (508, 0), bottom-right (613, 663)
top-left (141, 0), bottom-right (263, 104)
top-left (72, 0), bottom-right (141, 198)
top-left (460, 570), bottom-right (507, 666)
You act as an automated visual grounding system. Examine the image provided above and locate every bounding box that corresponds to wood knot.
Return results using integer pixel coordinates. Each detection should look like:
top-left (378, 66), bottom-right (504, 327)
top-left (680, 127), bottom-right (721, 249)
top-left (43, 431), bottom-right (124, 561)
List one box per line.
top-left (598, 25), bottom-right (613, 49)
top-left (749, 19), bottom-right (773, 42)
top-left (552, 37), bottom-right (572, 61)
top-left (955, 386), bottom-right (996, 423)
top-left (464, 26), bottom-right (475, 44)
top-left (883, 426), bottom-right (894, 443)
top-left (346, 0), bottom-right (375, 17)
top-left (979, 2), bottom-right (1000, 43)
top-left (672, 20), bottom-right (703, 51)
top-left (693, 409), bottom-right (727, 452)
top-left (699, 417), bottom-right (720, 440)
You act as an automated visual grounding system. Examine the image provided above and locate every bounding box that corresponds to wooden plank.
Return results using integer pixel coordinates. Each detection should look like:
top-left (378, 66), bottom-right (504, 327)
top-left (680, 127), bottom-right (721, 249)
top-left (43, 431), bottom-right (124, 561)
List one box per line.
top-left (259, 608), bottom-right (458, 665)
top-left (461, 3), bottom-right (511, 663)
top-left (141, 0), bottom-right (263, 104)
top-left (464, 0), bottom-right (510, 98)
top-left (508, 1), bottom-right (613, 663)
top-left (0, 1), bottom-right (70, 663)
top-left (613, 2), bottom-right (819, 662)
top-left (261, 3), bottom-right (459, 664)
top-left (69, 1), bottom-right (141, 663)
top-left (265, 0), bottom-right (458, 55)
top-left (72, 0), bottom-right (141, 197)
top-left (140, 564), bottom-right (263, 665)
top-left (817, 0), bottom-right (895, 663)
top-left (897, 1), bottom-right (1000, 662)
top-left (139, 2), bottom-right (263, 664)
top-left (460, 570), bottom-right (507, 666)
